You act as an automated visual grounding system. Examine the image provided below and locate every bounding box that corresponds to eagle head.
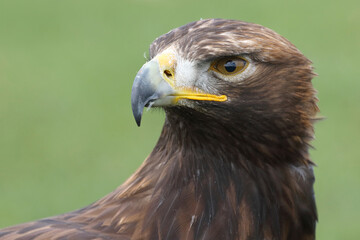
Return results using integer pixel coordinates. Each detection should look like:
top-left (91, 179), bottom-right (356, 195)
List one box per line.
top-left (132, 19), bottom-right (317, 130)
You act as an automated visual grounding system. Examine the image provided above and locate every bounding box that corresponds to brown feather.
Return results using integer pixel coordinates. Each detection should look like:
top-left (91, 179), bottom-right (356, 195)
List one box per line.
top-left (0, 19), bottom-right (318, 240)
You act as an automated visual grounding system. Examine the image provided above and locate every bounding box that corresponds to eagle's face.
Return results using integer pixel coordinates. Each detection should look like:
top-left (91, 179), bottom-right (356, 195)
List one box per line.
top-left (132, 19), bottom-right (316, 129)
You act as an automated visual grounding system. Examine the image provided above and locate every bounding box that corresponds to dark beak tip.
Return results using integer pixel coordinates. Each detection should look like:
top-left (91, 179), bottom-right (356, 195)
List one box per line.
top-left (135, 115), bottom-right (142, 127)
top-left (131, 99), bottom-right (143, 127)
top-left (131, 79), bottom-right (144, 127)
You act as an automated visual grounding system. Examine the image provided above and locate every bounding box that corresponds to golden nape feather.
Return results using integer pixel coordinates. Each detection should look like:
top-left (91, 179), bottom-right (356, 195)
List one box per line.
top-left (0, 19), bottom-right (318, 240)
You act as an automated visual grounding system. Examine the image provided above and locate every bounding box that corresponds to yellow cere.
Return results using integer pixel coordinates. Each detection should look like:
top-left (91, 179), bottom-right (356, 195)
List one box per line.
top-left (156, 52), bottom-right (177, 87)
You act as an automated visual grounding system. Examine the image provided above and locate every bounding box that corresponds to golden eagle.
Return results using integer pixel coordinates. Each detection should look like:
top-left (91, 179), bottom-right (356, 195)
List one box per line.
top-left (0, 19), bottom-right (318, 240)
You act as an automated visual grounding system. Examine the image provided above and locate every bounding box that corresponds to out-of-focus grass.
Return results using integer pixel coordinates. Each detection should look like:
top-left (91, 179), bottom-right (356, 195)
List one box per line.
top-left (0, 1), bottom-right (359, 239)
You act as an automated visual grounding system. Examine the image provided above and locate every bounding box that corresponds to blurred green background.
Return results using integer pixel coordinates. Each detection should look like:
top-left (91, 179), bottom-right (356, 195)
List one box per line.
top-left (0, 0), bottom-right (359, 239)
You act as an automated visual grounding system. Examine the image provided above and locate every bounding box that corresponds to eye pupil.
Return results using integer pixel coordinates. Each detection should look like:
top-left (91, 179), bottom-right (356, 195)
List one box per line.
top-left (224, 60), bottom-right (237, 72)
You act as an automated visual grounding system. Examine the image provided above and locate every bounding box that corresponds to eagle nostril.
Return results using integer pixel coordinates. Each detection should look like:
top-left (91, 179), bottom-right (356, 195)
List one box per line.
top-left (164, 70), bottom-right (173, 78)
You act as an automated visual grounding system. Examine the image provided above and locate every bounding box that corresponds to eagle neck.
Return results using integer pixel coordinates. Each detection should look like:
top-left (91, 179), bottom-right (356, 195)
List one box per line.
top-left (156, 107), bottom-right (313, 168)
top-left (137, 108), bottom-right (317, 240)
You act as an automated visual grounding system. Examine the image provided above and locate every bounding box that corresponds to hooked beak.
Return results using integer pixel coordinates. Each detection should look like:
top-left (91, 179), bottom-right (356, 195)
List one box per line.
top-left (131, 54), bottom-right (227, 126)
top-left (131, 60), bottom-right (176, 126)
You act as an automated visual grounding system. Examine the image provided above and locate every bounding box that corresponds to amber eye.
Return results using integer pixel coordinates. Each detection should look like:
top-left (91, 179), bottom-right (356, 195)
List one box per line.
top-left (211, 57), bottom-right (248, 75)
